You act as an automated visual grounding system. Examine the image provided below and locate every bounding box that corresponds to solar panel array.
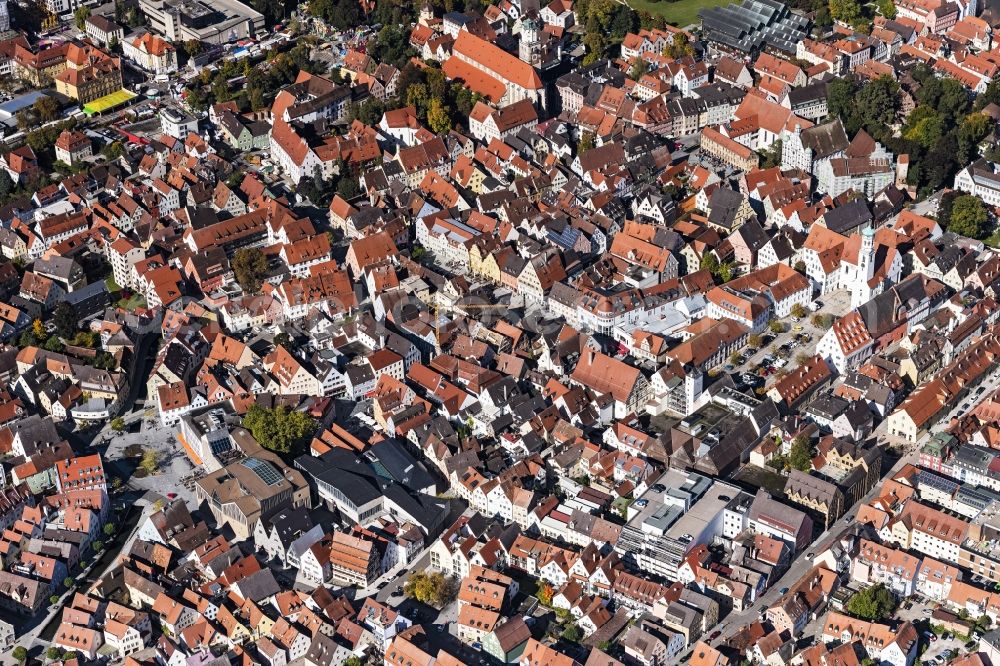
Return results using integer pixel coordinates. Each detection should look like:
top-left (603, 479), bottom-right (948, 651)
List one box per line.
top-left (700, 0), bottom-right (810, 55)
top-left (241, 457), bottom-right (285, 486)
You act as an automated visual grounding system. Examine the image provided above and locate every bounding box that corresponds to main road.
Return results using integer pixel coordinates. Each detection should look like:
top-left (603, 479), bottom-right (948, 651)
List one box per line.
top-left (677, 361), bottom-right (1000, 662)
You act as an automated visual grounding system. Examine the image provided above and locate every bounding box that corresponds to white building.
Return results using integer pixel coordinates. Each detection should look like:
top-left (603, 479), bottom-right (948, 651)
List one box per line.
top-left (160, 107), bottom-right (198, 140)
top-left (954, 159), bottom-right (1000, 206)
top-left (123, 33), bottom-right (178, 74)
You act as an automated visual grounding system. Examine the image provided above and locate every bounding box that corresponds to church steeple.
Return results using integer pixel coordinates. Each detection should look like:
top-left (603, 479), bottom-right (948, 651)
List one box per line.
top-left (419, 1), bottom-right (434, 26)
top-left (859, 223), bottom-right (875, 281)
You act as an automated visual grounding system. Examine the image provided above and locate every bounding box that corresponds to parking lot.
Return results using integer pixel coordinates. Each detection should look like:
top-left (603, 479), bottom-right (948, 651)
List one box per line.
top-left (723, 288), bottom-right (853, 393)
top-left (102, 414), bottom-right (198, 506)
top-left (895, 597), bottom-right (976, 664)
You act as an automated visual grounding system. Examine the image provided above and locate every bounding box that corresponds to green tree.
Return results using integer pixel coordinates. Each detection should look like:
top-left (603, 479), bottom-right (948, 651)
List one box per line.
top-left (426, 67), bottom-right (447, 100)
top-left (252, 0), bottom-right (285, 22)
top-left (977, 79), bottom-right (1000, 110)
top-left (949, 195), bottom-right (988, 238)
top-left (74, 5), bottom-right (91, 29)
top-left (357, 97), bottom-right (385, 126)
top-left (790, 303), bottom-right (807, 319)
top-left (243, 404), bottom-right (317, 454)
top-left (404, 571), bottom-right (457, 608)
top-left (629, 59), bottom-right (649, 81)
top-left (845, 583), bottom-right (897, 621)
top-left (903, 105), bottom-right (945, 149)
top-left (344, 658), bottom-right (364, 666)
top-left (748, 334), bottom-right (763, 349)
top-left (452, 84), bottom-right (478, 118)
top-left (33, 95), bottom-right (61, 123)
top-left (92, 539), bottom-right (103, 551)
top-left (760, 139), bottom-right (783, 169)
top-left (718, 261), bottom-right (735, 283)
top-left (582, 29), bottom-right (605, 65)
top-left (877, 0), bottom-right (896, 17)
top-left (53, 301), bottom-right (77, 338)
top-left (918, 76), bottom-right (970, 122)
top-left (102, 140), bottom-right (125, 161)
top-left (664, 32), bottom-right (694, 59)
top-left (337, 174), bottom-right (361, 200)
top-left (958, 112), bottom-right (992, 164)
top-left (855, 76), bottom-right (899, 140)
top-left (140, 448), bottom-right (159, 475)
top-left (71, 331), bottom-right (98, 348)
top-left (769, 320), bottom-right (785, 334)
top-left (185, 85), bottom-right (209, 111)
top-left (0, 170), bottom-right (14, 203)
top-left (248, 86), bottom-right (267, 112)
top-left (104, 523), bottom-right (116, 536)
top-left (12, 646), bottom-right (27, 664)
top-left (406, 83), bottom-right (430, 117)
top-left (426, 98), bottom-right (452, 134)
top-left (125, 5), bottom-right (144, 26)
top-left (111, 417), bottom-right (126, 432)
top-left (562, 623), bottom-right (583, 642)
top-left (789, 435), bottom-right (813, 471)
top-left (64, 576), bottom-right (75, 589)
top-left (829, 0), bottom-right (861, 24)
top-left (812, 313), bottom-right (834, 328)
top-left (232, 248), bottom-right (268, 294)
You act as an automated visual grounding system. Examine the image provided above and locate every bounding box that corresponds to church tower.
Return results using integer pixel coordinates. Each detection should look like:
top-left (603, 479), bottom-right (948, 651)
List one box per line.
top-left (419, 1), bottom-right (434, 27)
top-left (859, 223), bottom-right (875, 282)
top-left (519, 15), bottom-right (541, 66)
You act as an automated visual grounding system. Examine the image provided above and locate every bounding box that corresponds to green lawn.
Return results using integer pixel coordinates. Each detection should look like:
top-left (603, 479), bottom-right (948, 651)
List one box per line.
top-left (984, 228), bottom-right (1000, 248)
top-left (117, 294), bottom-right (147, 311)
top-left (626, 0), bottom-right (730, 27)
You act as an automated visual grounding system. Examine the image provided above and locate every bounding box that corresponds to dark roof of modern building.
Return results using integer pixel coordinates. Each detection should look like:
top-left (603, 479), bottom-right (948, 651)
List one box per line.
top-left (821, 200), bottom-right (871, 234)
top-left (799, 118), bottom-right (849, 159)
top-left (699, 0), bottom-right (811, 55)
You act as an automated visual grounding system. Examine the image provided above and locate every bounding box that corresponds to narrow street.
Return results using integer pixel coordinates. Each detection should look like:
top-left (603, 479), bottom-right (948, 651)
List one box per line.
top-left (679, 361), bottom-right (1000, 661)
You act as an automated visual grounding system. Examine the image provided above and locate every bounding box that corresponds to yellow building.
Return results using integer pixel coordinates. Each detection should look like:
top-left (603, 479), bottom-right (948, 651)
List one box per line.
top-left (54, 44), bottom-right (123, 105)
top-left (477, 249), bottom-right (503, 285)
top-left (13, 42), bottom-right (68, 87)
